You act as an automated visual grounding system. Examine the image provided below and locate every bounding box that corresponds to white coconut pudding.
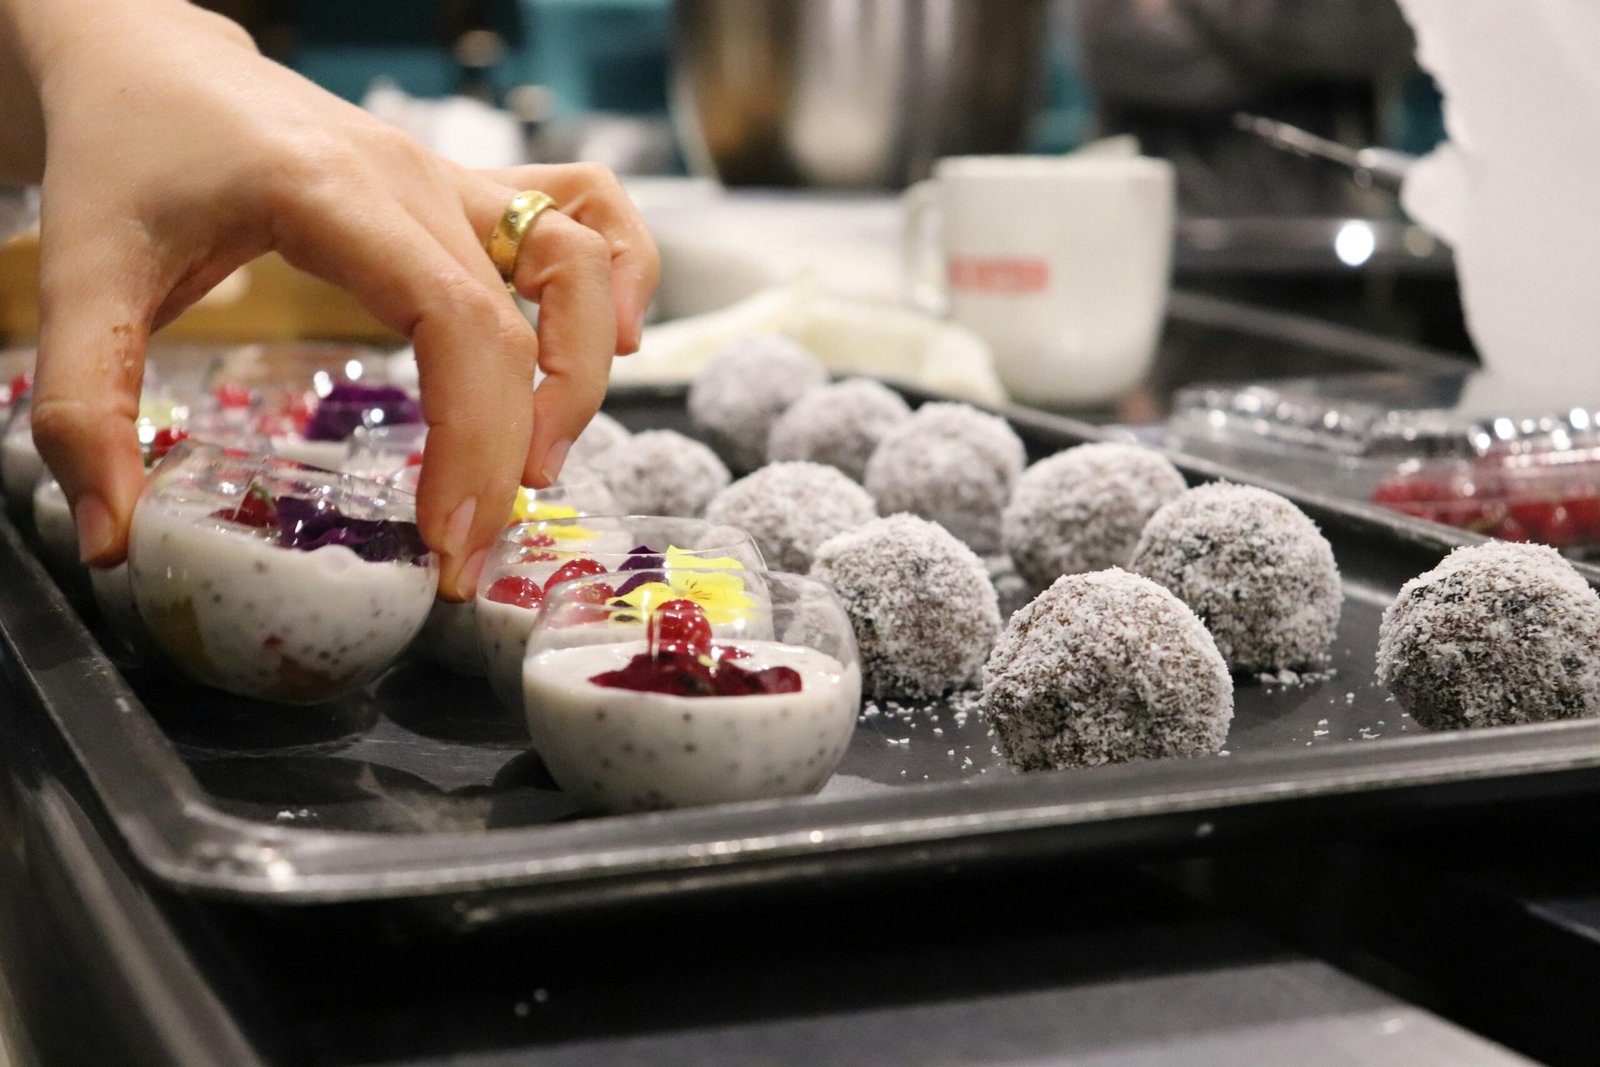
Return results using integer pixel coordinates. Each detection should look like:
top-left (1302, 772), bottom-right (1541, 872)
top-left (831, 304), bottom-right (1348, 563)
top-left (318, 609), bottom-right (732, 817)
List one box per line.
top-left (474, 516), bottom-right (765, 711)
top-left (522, 571), bottom-right (860, 813)
top-left (125, 441), bottom-right (436, 703)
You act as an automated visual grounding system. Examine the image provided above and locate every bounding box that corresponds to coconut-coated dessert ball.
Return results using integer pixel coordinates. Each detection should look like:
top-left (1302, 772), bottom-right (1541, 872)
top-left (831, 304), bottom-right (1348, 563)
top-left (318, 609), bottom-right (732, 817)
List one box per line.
top-left (863, 402), bottom-right (1025, 555)
top-left (567, 411), bottom-right (630, 474)
top-left (1002, 443), bottom-right (1186, 589)
top-left (983, 568), bottom-right (1233, 769)
top-left (704, 462), bottom-right (877, 573)
top-left (687, 334), bottom-right (829, 472)
top-left (604, 429), bottom-right (731, 517)
top-left (1377, 541), bottom-right (1600, 730)
top-left (1129, 483), bottom-right (1341, 673)
top-left (767, 378), bottom-right (912, 482)
top-left (810, 514), bottom-right (1000, 700)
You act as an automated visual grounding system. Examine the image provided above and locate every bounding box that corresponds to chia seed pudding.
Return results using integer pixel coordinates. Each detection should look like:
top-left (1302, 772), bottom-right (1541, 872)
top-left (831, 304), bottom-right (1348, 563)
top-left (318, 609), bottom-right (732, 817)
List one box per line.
top-left (474, 516), bottom-right (764, 711)
top-left (394, 469), bottom-right (621, 676)
top-left (126, 442), bottom-right (436, 703)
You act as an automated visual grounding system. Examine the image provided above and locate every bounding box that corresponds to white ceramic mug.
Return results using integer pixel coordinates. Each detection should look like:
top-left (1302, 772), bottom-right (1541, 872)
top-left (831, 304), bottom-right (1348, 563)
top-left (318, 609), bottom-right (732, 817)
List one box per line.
top-left (903, 154), bottom-right (1175, 407)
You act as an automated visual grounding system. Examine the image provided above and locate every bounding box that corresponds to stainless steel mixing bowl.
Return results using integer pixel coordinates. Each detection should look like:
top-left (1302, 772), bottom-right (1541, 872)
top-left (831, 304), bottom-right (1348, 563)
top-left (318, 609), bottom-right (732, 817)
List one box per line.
top-left (671, 0), bottom-right (1050, 189)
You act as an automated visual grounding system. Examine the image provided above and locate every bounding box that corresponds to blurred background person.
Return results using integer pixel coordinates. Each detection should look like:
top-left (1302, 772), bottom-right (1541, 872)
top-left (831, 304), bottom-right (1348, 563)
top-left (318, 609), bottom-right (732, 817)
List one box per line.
top-left (1075, 0), bottom-right (1420, 216)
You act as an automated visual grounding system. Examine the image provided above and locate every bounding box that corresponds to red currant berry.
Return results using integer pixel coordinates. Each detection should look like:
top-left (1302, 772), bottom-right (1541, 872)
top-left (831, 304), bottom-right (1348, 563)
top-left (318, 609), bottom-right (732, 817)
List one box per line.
top-left (566, 580), bottom-right (616, 623)
top-left (649, 599), bottom-right (712, 658)
top-left (545, 557), bottom-right (609, 593)
top-left (485, 575), bottom-right (545, 610)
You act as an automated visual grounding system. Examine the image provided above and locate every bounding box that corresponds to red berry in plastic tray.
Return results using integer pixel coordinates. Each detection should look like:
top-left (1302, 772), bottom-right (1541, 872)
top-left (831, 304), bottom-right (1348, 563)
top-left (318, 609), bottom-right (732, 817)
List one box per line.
top-left (215, 382), bottom-right (252, 409)
top-left (545, 557), bottom-right (609, 593)
top-left (1493, 515), bottom-right (1531, 543)
top-left (486, 575), bottom-right (545, 610)
top-left (149, 425), bottom-right (189, 461)
top-left (1561, 489), bottom-right (1600, 540)
top-left (649, 598), bottom-right (712, 658)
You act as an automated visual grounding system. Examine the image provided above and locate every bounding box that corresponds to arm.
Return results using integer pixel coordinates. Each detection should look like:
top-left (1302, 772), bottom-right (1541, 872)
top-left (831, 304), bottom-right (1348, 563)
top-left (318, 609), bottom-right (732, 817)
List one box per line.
top-left (0, 0), bottom-right (657, 599)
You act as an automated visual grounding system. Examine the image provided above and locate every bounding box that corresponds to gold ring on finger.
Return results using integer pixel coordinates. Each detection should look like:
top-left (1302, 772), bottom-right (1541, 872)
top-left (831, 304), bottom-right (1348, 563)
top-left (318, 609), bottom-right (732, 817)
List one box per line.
top-left (486, 190), bottom-right (558, 288)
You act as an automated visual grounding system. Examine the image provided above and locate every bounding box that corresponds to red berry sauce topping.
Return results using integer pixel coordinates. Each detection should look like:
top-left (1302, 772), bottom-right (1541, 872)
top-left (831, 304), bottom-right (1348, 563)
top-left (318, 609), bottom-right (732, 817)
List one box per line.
top-left (589, 600), bottom-right (803, 697)
top-left (486, 575), bottom-right (545, 610)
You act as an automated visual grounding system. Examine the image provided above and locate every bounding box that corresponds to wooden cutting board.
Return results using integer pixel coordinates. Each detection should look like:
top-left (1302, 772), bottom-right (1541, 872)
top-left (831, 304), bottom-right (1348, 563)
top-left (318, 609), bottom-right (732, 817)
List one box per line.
top-left (0, 232), bottom-right (400, 344)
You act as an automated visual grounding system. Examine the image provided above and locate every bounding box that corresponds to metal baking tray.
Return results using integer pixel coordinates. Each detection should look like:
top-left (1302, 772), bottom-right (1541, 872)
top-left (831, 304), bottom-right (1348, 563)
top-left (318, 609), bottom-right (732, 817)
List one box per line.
top-left (7, 382), bottom-right (1600, 914)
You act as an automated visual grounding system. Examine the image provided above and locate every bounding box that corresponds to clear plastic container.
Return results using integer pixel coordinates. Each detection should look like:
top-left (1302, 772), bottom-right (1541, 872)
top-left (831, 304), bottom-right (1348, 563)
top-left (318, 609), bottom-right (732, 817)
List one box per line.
top-left (1168, 369), bottom-right (1600, 502)
top-left (1371, 445), bottom-right (1600, 550)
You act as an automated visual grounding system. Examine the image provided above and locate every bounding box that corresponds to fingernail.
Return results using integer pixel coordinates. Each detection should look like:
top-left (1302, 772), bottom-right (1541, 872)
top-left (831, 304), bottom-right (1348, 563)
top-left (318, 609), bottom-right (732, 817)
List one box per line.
top-left (541, 438), bottom-right (573, 486)
top-left (443, 495), bottom-right (477, 560)
top-left (458, 546), bottom-right (490, 601)
top-left (75, 494), bottom-right (115, 563)
top-left (633, 307), bottom-right (649, 346)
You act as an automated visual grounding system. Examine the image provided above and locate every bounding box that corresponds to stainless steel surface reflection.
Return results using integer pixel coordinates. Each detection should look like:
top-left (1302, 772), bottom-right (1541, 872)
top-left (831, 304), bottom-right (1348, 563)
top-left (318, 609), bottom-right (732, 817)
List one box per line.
top-left (671, 0), bottom-right (1049, 188)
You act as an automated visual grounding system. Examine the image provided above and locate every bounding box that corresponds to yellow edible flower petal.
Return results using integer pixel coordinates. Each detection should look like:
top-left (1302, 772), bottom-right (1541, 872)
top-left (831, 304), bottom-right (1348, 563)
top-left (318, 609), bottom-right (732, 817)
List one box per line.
top-left (507, 490), bottom-right (581, 526)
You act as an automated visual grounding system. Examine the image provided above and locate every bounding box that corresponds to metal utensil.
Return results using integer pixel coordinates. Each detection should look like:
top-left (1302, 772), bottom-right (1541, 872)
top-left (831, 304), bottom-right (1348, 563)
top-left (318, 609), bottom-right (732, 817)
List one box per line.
top-left (671, 0), bottom-right (1050, 189)
top-left (1233, 112), bottom-right (1415, 191)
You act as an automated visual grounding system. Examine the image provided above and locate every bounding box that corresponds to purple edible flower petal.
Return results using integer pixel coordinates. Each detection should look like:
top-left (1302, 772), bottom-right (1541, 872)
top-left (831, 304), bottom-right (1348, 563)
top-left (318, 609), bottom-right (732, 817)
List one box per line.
top-left (303, 382), bottom-right (423, 442)
top-left (613, 569), bottom-right (665, 598)
top-left (618, 545), bottom-right (664, 571)
top-left (275, 495), bottom-right (428, 564)
top-left (613, 546), bottom-right (666, 596)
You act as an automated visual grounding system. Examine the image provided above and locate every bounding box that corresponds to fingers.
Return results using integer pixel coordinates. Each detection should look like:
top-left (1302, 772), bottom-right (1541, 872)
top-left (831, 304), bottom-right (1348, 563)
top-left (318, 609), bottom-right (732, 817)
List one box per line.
top-left (270, 180), bottom-right (533, 601)
top-left (31, 213), bottom-right (159, 566)
top-left (479, 163), bottom-right (659, 355)
top-left (463, 182), bottom-right (617, 489)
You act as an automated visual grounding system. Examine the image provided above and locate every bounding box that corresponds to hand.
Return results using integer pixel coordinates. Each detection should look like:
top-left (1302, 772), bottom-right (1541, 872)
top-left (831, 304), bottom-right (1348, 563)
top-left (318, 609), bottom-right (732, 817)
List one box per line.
top-left (12, 0), bottom-right (658, 599)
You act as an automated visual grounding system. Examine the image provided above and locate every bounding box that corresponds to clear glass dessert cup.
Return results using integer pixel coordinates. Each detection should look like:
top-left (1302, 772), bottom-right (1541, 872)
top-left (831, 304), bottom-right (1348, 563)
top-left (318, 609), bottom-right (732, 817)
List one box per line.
top-left (522, 570), bottom-right (861, 814)
top-left (126, 440), bottom-right (437, 704)
top-left (475, 515), bottom-right (765, 711)
top-left (390, 461), bottom-right (624, 676)
top-left (345, 424), bottom-right (429, 480)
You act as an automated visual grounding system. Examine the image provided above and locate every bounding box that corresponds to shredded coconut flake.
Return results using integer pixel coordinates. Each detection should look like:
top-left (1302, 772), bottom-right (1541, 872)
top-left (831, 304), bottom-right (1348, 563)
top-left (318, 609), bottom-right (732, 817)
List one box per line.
top-left (1377, 540), bottom-right (1600, 730)
top-left (687, 335), bottom-right (828, 472)
top-left (768, 378), bottom-right (911, 481)
top-left (705, 462), bottom-right (876, 573)
top-left (982, 568), bottom-right (1233, 770)
top-left (603, 429), bottom-right (730, 517)
top-left (810, 514), bottom-right (1001, 701)
top-left (1130, 482), bottom-right (1341, 673)
top-left (1003, 443), bottom-right (1186, 589)
top-left (863, 403), bottom-right (1025, 554)
top-left (567, 411), bottom-right (630, 475)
